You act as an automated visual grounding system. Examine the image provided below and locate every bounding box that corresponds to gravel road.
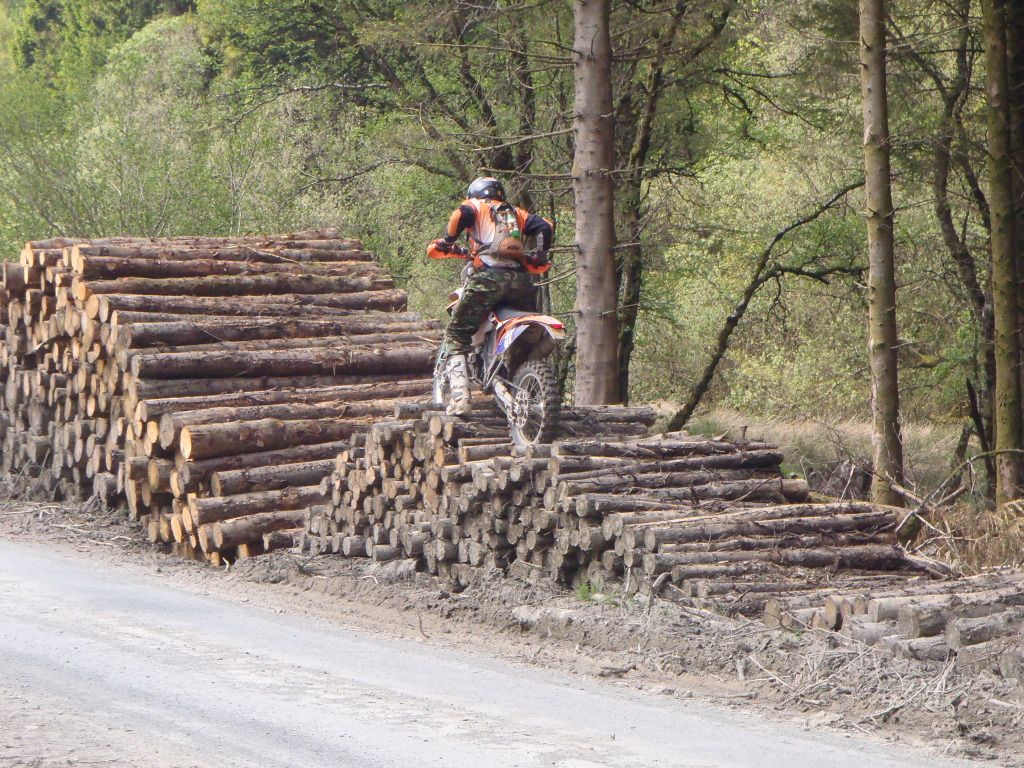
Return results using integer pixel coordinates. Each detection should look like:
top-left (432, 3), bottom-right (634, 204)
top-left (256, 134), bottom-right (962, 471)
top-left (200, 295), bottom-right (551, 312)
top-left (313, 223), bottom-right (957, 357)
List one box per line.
top-left (0, 537), bottom-right (985, 768)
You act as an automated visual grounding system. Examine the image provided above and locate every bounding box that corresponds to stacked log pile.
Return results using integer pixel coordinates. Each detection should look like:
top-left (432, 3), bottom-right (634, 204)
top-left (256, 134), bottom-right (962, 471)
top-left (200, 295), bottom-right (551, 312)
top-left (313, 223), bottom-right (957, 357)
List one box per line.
top-left (313, 404), bottom-right (1024, 671)
top-left (0, 231), bottom-right (438, 563)
top-left (310, 397), bottom-right (932, 592)
top-left (306, 397), bottom-right (655, 573)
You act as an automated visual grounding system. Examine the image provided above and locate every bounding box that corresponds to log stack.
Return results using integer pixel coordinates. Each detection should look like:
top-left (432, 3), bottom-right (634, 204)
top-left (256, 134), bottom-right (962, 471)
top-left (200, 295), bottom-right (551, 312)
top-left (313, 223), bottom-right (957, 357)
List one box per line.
top-left (312, 400), bottom-right (1024, 671)
top-left (305, 397), bottom-right (656, 568)
top-left (309, 396), bottom-right (935, 592)
top-left (0, 231), bottom-right (439, 562)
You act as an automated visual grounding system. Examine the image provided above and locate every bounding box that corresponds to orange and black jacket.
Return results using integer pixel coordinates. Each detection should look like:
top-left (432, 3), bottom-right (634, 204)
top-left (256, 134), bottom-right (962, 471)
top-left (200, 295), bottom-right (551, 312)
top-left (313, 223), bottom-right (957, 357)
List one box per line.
top-left (442, 200), bottom-right (553, 256)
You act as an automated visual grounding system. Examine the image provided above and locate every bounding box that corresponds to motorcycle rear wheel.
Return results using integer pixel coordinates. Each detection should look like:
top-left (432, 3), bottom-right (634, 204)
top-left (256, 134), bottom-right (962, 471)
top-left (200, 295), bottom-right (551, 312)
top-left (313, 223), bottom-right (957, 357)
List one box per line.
top-left (509, 359), bottom-right (560, 447)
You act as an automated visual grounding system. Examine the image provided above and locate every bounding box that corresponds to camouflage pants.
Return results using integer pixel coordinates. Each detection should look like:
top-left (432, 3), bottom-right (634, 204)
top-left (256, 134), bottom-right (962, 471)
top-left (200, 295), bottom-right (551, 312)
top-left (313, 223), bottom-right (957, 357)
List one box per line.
top-left (444, 268), bottom-right (536, 355)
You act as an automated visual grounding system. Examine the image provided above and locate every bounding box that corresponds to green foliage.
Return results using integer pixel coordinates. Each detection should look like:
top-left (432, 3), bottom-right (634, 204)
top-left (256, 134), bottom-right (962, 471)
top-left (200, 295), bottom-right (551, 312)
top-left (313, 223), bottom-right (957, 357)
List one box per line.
top-left (11, 0), bottom-right (193, 82)
top-left (574, 580), bottom-right (595, 602)
top-left (0, 2), bottom-right (17, 72)
top-left (0, 0), bottom-right (1003, 432)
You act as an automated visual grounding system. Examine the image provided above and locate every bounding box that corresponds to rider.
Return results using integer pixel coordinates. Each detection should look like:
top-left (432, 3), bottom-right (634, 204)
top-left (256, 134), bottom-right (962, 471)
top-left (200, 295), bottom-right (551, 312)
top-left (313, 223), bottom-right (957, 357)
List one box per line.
top-left (431, 176), bottom-right (553, 416)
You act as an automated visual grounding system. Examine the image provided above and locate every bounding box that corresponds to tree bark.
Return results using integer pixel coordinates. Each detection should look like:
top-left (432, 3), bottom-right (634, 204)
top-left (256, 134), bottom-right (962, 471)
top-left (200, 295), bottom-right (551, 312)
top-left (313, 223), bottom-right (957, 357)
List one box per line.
top-left (983, 0), bottom-right (1024, 503)
top-left (130, 344), bottom-right (435, 380)
top-left (173, 440), bottom-right (351, 494)
top-left (642, 509), bottom-right (898, 549)
top-left (75, 273), bottom-right (393, 301)
top-left (127, 373), bottom-right (415, 411)
top-left (190, 485), bottom-right (324, 526)
top-left (212, 510), bottom-right (308, 551)
top-left (159, 398), bottom-right (416, 449)
top-left (860, 0), bottom-right (905, 507)
top-left (89, 290), bottom-right (408, 321)
top-left (74, 256), bottom-right (383, 280)
top-left (114, 316), bottom-right (436, 349)
top-left (211, 457), bottom-right (334, 496)
top-left (180, 417), bottom-right (375, 460)
top-left (647, 543), bottom-right (906, 576)
top-left (572, 0), bottom-right (621, 405)
top-left (135, 379), bottom-right (431, 422)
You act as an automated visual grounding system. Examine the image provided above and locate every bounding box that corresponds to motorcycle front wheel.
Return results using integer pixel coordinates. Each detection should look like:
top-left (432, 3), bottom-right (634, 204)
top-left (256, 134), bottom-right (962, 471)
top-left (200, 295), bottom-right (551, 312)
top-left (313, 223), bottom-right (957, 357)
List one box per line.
top-left (509, 359), bottom-right (560, 447)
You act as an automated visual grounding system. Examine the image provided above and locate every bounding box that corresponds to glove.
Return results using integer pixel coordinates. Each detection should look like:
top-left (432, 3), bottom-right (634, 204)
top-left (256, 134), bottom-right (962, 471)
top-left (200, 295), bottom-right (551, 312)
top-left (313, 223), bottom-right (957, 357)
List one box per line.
top-left (433, 239), bottom-right (453, 254)
top-left (527, 249), bottom-right (550, 267)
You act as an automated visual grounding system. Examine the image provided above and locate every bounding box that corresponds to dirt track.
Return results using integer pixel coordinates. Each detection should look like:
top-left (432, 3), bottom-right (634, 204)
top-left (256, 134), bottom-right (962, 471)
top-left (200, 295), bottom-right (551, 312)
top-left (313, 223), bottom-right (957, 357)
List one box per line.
top-left (0, 502), bottom-right (1021, 767)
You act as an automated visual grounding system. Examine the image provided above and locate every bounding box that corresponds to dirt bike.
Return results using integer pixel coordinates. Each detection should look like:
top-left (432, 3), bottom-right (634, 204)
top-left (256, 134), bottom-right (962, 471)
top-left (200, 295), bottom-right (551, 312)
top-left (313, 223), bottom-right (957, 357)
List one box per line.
top-left (429, 244), bottom-right (565, 447)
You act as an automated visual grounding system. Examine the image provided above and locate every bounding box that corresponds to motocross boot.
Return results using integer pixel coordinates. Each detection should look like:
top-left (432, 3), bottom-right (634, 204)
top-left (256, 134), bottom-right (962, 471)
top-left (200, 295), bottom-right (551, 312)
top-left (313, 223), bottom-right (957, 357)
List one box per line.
top-left (445, 354), bottom-right (472, 416)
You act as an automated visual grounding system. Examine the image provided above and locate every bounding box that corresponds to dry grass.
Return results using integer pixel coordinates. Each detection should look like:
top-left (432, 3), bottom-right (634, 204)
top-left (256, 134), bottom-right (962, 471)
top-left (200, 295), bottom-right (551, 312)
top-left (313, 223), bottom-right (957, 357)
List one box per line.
top-left (913, 500), bottom-right (1024, 573)
top-left (679, 408), bottom-right (962, 492)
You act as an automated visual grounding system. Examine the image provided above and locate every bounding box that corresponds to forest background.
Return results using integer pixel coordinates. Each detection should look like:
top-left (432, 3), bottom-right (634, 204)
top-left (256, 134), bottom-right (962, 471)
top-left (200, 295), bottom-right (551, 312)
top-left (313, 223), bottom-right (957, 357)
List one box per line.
top-left (0, 0), bottom-right (1005, 508)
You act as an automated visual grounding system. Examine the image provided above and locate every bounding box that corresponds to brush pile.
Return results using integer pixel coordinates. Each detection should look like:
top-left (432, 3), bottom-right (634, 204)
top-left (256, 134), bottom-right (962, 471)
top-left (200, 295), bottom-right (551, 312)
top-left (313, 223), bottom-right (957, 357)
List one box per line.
top-left (1, 231), bottom-right (438, 562)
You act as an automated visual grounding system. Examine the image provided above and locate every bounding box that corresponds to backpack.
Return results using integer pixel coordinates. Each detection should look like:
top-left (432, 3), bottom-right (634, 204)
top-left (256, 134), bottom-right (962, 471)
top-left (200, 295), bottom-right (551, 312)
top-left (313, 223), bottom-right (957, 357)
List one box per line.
top-left (475, 201), bottom-right (525, 264)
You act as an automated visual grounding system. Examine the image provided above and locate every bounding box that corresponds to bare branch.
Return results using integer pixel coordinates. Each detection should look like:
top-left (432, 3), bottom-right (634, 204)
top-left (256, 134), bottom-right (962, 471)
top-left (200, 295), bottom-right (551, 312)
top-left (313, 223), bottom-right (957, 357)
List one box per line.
top-left (665, 179), bottom-right (866, 431)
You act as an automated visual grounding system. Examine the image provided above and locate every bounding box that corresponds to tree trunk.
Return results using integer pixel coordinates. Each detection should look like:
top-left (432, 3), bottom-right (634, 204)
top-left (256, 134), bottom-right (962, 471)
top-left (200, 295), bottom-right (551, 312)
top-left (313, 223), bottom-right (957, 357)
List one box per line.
top-left (71, 242), bottom-right (368, 264)
top-left (927, 8), bottom-right (996, 494)
top-left (1009, 0), bottom-right (1024, 288)
top-left (553, 458), bottom-right (771, 483)
top-left (118, 330), bottom-right (436, 370)
top-left (860, 0), bottom-right (905, 507)
top-left (552, 436), bottom-right (772, 459)
top-left (572, 0), bottom-right (621, 405)
top-left (263, 528), bottom-right (303, 552)
top-left (1009, 0), bottom-right (1024, 430)
top-left (556, 451), bottom-right (783, 495)
top-left (983, 0), bottom-right (1023, 503)
top-left (570, 478), bottom-right (802, 514)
